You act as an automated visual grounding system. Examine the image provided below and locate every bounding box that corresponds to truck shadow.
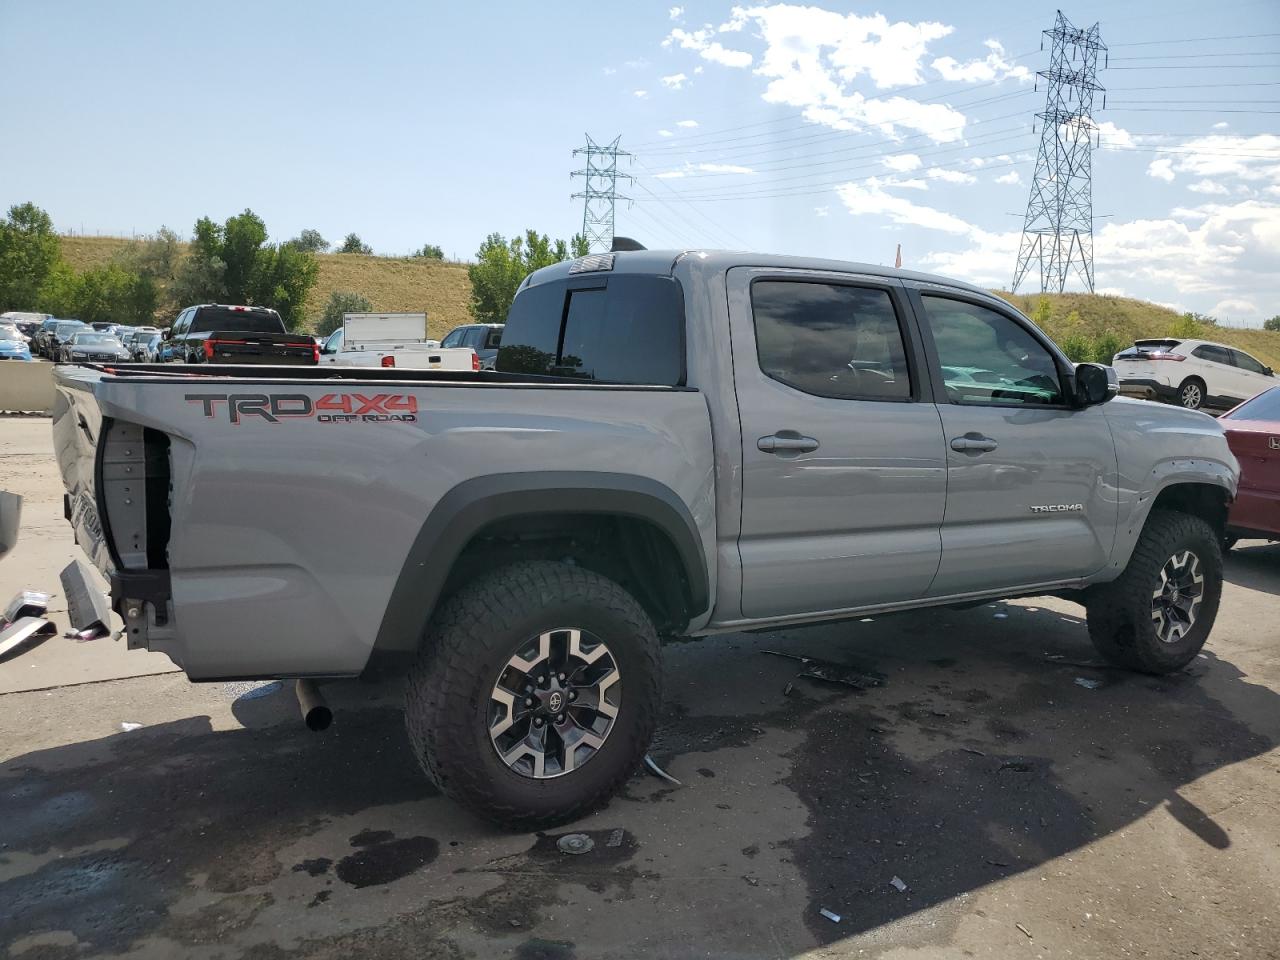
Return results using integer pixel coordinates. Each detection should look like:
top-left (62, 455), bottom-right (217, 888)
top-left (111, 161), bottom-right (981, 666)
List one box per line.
top-left (1, 589), bottom-right (1277, 957)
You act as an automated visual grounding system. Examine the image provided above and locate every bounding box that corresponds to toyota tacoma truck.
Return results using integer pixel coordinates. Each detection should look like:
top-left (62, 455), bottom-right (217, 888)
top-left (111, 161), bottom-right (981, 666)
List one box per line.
top-left (50, 248), bottom-right (1239, 827)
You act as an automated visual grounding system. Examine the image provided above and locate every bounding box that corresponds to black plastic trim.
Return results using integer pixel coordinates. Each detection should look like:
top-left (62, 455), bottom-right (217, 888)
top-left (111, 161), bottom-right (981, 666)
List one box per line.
top-left (370, 472), bottom-right (710, 665)
top-left (110, 569), bottom-right (172, 607)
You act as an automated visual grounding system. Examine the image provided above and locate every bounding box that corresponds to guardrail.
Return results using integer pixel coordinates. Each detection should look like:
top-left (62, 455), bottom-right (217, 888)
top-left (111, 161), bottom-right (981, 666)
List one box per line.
top-left (0, 361), bottom-right (56, 414)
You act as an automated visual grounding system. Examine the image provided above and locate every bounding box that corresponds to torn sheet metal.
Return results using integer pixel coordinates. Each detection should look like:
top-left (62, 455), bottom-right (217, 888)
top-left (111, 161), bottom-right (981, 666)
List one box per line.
top-left (0, 617), bottom-right (57, 662)
top-left (2, 590), bottom-right (51, 626)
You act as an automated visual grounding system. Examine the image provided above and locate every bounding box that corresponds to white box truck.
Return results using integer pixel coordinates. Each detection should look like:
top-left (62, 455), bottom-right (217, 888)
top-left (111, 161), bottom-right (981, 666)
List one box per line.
top-left (319, 313), bottom-right (477, 370)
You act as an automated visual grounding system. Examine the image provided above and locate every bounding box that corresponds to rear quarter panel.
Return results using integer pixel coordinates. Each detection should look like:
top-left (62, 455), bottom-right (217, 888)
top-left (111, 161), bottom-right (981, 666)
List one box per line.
top-left (66, 373), bottom-right (716, 678)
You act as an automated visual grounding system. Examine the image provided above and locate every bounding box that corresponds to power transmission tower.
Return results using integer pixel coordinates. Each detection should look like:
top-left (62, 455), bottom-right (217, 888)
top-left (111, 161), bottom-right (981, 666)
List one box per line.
top-left (571, 136), bottom-right (632, 253)
top-left (1012, 11), bottom-right (1107, 294)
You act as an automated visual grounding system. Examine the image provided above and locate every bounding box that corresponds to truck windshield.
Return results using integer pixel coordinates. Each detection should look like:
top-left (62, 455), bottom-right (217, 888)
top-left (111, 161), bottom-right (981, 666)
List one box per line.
top-left (498, 274), bottom-right (684, 385)
top-left (191, 308), bottom-right (285, 334)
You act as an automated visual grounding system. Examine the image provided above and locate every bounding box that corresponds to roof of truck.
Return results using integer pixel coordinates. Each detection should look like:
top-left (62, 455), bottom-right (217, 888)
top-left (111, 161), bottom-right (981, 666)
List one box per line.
top-left (522, 248), bottom-right (991, 297)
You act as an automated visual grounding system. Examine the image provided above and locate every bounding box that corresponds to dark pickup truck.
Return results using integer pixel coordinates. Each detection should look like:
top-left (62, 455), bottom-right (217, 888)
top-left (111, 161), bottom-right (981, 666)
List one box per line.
top-left (165, 304), bottom-right (318, 365)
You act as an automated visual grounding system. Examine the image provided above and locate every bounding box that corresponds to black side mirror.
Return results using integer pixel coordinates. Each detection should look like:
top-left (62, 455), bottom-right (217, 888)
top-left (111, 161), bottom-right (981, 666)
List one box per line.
top-left (1266, 367), bottom-right (1274, 377)
top-left (1074, 362), bottom-right (1117, 407)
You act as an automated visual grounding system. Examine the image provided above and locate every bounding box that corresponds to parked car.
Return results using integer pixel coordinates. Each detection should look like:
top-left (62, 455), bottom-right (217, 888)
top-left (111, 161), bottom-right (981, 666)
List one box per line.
top-left (0, 311), bottom-right (51, 339)
top-left (1114, 338), bottom-right (1275, 411)
top-left (165, 304), bottom-right (317, 364)
top-left (58, 331), bottom-right (132, 363)
top-left (320, 313), bottom-right (477, 371)
top-left (51, 248), bottom-right (1238, 826)
top-left (0, 326), bottom-right (33, 360)
top-left (42, 320), bottom-right (87, 359)
top-left (139, 332), bottom-right (165, 362)
top-left (441, 322), bottom-right (503, 369)
top-left (89, 322), bottom-right (124, 336)
top-left (1219, 385), bottom-right (1279, 547)
top-left (119, 327), bottom-right (157, 358)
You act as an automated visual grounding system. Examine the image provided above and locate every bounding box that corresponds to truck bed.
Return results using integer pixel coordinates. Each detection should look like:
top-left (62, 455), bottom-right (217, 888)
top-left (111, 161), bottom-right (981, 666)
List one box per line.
top-left (51, 362), bottom-right (715, 679)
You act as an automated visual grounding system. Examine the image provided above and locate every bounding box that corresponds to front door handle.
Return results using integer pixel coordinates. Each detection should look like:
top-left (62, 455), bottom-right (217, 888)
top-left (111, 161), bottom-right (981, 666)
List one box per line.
top-left (758, 433), bottom-right (820, 454)
top-left (950, 435), bottom-right (999, 453)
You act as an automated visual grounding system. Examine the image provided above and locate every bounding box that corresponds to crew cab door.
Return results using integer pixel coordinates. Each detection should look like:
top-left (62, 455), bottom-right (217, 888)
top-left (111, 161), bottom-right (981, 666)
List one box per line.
top-left (908, 288), bottom-right (1118, 595)
top-left (1228, 348), bottom-right (1275, 400)
top-left (729, 268), bottom-right (947, 619)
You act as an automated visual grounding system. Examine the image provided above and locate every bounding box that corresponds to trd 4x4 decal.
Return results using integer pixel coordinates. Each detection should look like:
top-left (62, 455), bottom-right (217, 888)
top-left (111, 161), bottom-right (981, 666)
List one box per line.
top-left (186, 393), bottom-right (418, 424)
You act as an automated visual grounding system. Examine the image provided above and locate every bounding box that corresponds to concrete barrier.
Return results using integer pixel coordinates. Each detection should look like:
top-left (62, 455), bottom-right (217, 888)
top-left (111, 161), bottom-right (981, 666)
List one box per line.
top-left (0, 361), bottom-right (56, 414)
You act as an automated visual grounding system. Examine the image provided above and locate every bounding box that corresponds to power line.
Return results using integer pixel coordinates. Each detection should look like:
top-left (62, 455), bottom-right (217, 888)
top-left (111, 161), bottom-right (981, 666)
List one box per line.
top-left (1110, 32), bottom-right (1280, 46)
top-left (1110, 50), bottom-right (1280, 60)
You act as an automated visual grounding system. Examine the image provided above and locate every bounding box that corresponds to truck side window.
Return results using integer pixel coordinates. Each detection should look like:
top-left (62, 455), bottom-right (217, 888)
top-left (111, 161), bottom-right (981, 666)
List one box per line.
top-left (322, 329), bottom-right (343, 354)
top-left (441, 329), bottom-right (464, 348)
top-left (922, 296), bottom-right (1064, 406)
top-left (751, 280), bottom-right (910, 401)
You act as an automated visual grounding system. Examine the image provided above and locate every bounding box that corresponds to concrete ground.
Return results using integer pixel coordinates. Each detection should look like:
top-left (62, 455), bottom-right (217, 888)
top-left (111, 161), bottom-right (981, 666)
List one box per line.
top-left (1, 416), bottom-right (1277, 960)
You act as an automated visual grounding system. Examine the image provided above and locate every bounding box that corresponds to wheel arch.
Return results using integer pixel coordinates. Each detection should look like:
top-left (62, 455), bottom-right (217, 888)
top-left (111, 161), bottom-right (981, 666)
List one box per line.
top-left (1107, 473), bottom-right (1233, 579)
top-left (368, 472), bottom-right (710, 673)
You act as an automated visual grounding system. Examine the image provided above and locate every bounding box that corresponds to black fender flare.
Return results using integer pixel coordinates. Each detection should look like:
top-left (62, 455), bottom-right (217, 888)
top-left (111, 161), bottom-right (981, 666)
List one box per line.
top-left (369, 471), bottom-right (709, 668)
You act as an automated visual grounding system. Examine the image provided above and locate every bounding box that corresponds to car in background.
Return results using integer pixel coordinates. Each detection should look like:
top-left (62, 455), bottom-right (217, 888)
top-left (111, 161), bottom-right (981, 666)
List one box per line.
top-left (139, 332), bottom-right (165, 362)
top-left (0, 319), bottom-right (31, 343)
top-left (41, 320), bottom-right (88, 359)
top-left (440, 322), bottom-right (503, 369)
top-left (1219, 385), bottom-right (1279, 547)
top-left (0, 311), bottom-right (51, 339)
top-left (1114, 338), bottom-right (1275, 411)
top-left (0, 326), bottom-right (34, 360)
top-left (90, 322), bottom-right (123, 335)
top-left (57, 331), bottom-right (132, 364)
top-left (165, 304), bottom-right (318, 364)
top-left (120, 326), bottom-right (159, 358)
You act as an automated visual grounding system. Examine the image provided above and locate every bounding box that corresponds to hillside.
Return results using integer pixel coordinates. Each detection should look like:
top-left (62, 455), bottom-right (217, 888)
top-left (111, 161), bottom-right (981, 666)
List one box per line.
top-left (59, 235), bottom-right (1280, 365)
top-left (60, 235), bottom-right (473, 339)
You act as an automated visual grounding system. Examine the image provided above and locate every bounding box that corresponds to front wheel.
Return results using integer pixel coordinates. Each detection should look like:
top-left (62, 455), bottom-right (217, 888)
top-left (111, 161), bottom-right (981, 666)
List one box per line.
top-left (1086, 509), bottom-right (1222, 673)
top-left (404, 561), bottom-right (661, 828)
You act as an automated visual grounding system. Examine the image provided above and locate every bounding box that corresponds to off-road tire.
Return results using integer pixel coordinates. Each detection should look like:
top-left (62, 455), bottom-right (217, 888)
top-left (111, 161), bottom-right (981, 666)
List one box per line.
top-left (1086, 509), bottom-right (1222, 674)
top-left (1177, 377), bottom-right (1206, 410)
top-left (404, 561), bottom-right (661, 828)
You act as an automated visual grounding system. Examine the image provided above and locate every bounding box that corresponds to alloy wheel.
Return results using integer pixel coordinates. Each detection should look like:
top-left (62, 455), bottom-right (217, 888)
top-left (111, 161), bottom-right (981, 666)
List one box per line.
top-left (1151, 549), bottom-right (1204, 644)
top-left (488, 628), bottom-right (621, 779)
top-left (1180, 383), bottom-right (1202, 408)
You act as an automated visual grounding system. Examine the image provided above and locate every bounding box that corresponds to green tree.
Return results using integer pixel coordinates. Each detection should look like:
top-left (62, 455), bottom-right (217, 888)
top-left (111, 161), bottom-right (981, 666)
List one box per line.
top-left (0, 202), bottom-right (61, 310)
top-left (38, 262), bottom-right (158, 325)
top-left (1092, 331), bottom-right (1123, 365)
top-left (317, 291), bottom-right (373, 337)
top-left (114, 226), bottom-right (183, 315)
top-left (467, 229), bottom-right (583, 324)
top-left (1059, 332), bottom-right (1094, 363)
top-left (252, 242), bottom-right (320, 331)
top-left (1169, 312), bottom-right (1202, 338)
top-left (1030, 296), bottom-right (1053, 329)
top-left (287, 229), bottom-right (329, 253)
top-left (412, 243), bottom-right (444, 259)
top-left (1263, 315), bottom-right (1280, 332)
top-left (339, 233), bottom-right (373, 255)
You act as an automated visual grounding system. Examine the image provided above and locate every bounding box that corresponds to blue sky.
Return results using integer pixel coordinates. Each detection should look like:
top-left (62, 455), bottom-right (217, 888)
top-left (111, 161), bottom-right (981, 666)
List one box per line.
top-left (2, 0), bottom-right (1277, 324)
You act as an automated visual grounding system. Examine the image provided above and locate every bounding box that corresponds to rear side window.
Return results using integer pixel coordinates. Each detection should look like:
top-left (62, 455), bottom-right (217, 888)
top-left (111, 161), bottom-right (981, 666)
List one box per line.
top-left (497, 275), bottom-right (684, 385)
top-left (1192, 344), bottom-right (1232, 365)
top-left (1232, 349), bottom-right (1268, 375)
top-left (485, 328), bottom-right (503, 349)
top-left (750, 280), bottom-right (911, 401)
top-left (190, 308), bottom-right (284, 334)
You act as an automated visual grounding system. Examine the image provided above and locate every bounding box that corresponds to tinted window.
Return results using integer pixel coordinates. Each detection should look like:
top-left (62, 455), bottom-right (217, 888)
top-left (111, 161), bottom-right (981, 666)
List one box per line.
top-left (922, 296), bottom-right (1064, 406)
top-left (1225, 386), bottom-right (1280, 421)
top-left (1192, 344), bottom-right (1231, 365)
top-left (189, 307), bottom-right (284, 334)
top-left (463, 327), bottom-right (486, 349)
top-left (498, 275), bottom-right (684, 385)
top-left (440, 328), bottom-right (465, 348)
top-left (1232, 350), bottom-right (1268, 375)
top-left (751, 281), bottom-right (910, 401)
top-left (485, 327), bottom-right (503, 349)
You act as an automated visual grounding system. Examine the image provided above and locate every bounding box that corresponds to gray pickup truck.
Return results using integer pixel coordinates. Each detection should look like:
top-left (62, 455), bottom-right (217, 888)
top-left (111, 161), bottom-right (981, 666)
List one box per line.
top-left (50, 249), bottom-right (1239, 826)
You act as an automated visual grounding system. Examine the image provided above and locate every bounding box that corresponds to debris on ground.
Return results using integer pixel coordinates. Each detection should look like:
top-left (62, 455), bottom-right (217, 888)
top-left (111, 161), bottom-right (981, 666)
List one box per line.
top-left (962, 747), bottom-right (987, 757)
top-left (2, 590), bottom-right (51, 624)
top-left (606, 828), bottom-right (624, 848)
top-left (762, 650), bottom-right (885, 692)
top-left (890, 876), bottom-right (908, 892)
top-left (119, 721), bottom-right (143, 732)
top-left (1044, 654), bottom-right (1119, 670)
top-left (985, 858), bottom-right (1010, 867)
top-left (819, 908), bottom-right (842, 923)
top-left (1074, 677), bottom-right (1103, 690)
top-left (1016, 922), bottom-right (1033, 939)
top-left (643, 754), bottom-right (683, 786)
top-left (556, 833), bottom-right (594, 855)
top-left (0, 617), bottom-right (57, 662)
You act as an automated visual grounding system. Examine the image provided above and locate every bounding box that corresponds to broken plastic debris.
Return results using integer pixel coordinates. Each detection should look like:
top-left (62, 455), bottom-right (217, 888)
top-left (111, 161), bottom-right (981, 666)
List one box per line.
top-left (819, 908), bottom-right (842, 923)
top-left (606, 828), bottom-right (624, 848)
top-left (1016, 922), bottom-right (1033, 939)
top-left (119, 721), bottom-right (143, 732)
top-left (1074, 677), bottom-right (1103, 690)
top-left (890, 876), bottom-right (908, 892)
top-left (0, 617), bottom-right (57, 662)
top-left (556, 833), bottom-right (594, 855)
top-left (2, 590), bottom-right (51, 625)
top-left (643, 754), bottom-right (683, 786)
top-left (762, 650), bottom-right (884, 691)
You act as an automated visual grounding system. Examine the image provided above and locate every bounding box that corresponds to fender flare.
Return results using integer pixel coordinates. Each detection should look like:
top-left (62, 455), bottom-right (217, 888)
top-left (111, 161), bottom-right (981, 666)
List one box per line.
top-left (369, 471), bottom-right (710, 666)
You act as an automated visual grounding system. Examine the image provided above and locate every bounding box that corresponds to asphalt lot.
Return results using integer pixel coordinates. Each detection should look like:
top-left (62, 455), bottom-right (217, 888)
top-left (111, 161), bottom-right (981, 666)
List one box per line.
top-left (1, 416), bottom-right (1277, 960)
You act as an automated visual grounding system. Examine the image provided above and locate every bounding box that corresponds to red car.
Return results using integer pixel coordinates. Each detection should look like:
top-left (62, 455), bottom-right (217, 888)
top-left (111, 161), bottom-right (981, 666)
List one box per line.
top-left (1221, 385), bottom-right (1280, 547)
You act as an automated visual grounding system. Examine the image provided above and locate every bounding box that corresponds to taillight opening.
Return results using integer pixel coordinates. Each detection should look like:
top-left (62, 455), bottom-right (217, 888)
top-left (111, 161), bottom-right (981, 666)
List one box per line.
top-left (1145, 352), bottom-right (1185, 361)
top-left (472, 352), bottom-right (481, 371)
top-left (381, 354), bottom-right (396, 368)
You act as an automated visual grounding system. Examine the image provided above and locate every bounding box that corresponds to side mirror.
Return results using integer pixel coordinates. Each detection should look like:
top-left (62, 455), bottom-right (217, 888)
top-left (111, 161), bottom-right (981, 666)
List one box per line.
top-left (1266, 367), bottom-right (1274, 377)
top-left (1074, 362), bottom-right (1117, 407)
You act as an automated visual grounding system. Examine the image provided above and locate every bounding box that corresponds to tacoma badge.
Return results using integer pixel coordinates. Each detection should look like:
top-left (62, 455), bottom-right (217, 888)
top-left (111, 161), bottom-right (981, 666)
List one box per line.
top-left (1030, 503), bottom-right (1084, 513)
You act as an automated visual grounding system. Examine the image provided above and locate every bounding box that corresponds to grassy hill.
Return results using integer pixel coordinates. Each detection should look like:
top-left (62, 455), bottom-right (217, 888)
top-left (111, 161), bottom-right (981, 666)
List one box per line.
top-left (60, 235), bottom-right (473, 340)
top-left (59, 235), bottom-right (1280, 365)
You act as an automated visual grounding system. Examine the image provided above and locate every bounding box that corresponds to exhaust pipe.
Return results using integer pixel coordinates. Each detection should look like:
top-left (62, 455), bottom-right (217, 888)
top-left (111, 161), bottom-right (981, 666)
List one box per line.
top-left (295, 679), bottom-right (333, 731)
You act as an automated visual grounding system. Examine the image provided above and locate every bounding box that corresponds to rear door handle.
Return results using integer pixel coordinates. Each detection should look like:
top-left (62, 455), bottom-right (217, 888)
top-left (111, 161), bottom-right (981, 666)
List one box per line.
top-left (950, 435), bottom-right (999, 452)
top-left (758, 433), bottom-right (820, 454)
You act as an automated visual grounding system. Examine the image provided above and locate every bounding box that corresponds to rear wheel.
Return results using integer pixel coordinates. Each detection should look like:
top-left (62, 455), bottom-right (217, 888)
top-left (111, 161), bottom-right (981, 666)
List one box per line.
top-left (1086, 510), bottom-right (1222, 673)
top-left (404, 561), bottom-right (661, 828)
top-left (1178, 377), bottom-right (1206, 410)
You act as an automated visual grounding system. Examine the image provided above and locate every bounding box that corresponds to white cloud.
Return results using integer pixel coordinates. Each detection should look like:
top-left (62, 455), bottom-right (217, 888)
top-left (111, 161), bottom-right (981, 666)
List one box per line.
top-left (694, 65), bottom-right (704, 74)
top-left (1188, 178), bottom-right (1229, 195)
top-left (657, 129), bottom-right (674, 138)
top-left (881, 153), bottom-right (922, 172)
top-left (1148, 135), bottom-right (1280, 186)
top-left (1211, 297), bottom-right (1257, 318)
top-left (926, 167), bottom-right (977, 185)
top-left (1097, 121), bottom-right (1134, 149)
top-left (664, 25), bottom-right (753, 68)
top-left (836, 177), bottom-right (973, 234)
top-left (669, 5), bottom-right (684, 19)
top-left (676, 119), bottom-right (699, 128)
top-left (995, 170), bottom-right (1022, 185)
top-left (815, 205), bottom-right (830, 217)
top-left (931, 39), bottom-right (1031, 83)
top-left (1148, 158), bottom-right (1175, 182)
top-left (695, 162), bottom-right (755, 174)
top-left (662, 73), bottom-right (689, 90)
top-left (1213, 121), bottom-right (1230, 130)
top-left (633, 89), bottom-right (649, 98)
